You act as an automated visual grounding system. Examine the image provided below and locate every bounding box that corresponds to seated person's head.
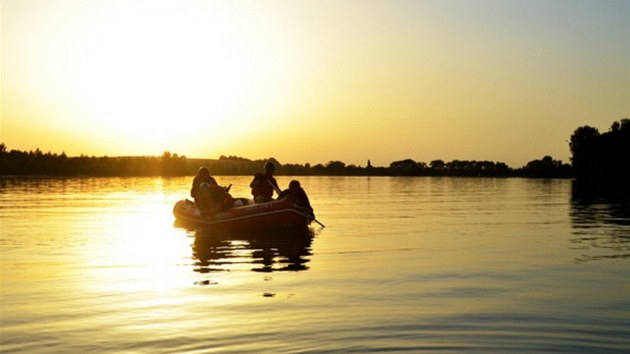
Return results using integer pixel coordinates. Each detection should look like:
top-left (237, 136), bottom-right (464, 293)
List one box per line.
top-left (198, 166), bottom-right (210, 177)
top-left (289, 180), bottom-right (301, 191)
top-left (264, 162), bottom-right (275, 174)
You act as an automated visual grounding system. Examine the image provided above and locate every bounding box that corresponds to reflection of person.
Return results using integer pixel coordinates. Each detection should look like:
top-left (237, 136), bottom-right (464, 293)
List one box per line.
top-left (192, 227), bottom-right (314, 273)
top-left (250, 161), bottom-right (279, 203)
top-left (196, 179), bottom-right (234, 216)
top-left (279, 180), bottom-right (314, 219)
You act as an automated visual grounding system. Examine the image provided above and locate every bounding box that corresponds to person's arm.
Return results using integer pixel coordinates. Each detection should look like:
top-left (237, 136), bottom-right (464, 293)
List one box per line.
top-left (278, 189), bottom-right (290, 199)
top-left (190, 177), bottom-right (199, 198)
top-left (270, 177), bottom-right (280, 194)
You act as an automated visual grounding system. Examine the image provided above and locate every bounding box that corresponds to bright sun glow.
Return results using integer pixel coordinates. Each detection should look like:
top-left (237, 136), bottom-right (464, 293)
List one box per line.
top-left (72, 4), bottom-right (259, 147)
top-left (2, 1), bottom-right (627, 166)
top-left (3, 1), bottom-right (298, 156)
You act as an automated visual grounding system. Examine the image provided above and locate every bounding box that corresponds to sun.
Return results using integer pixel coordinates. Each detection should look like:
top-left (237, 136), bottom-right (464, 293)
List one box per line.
top-left (4, 1), bottom-right (304, 157)
top-left (69, 6), bottom-right (256, 147)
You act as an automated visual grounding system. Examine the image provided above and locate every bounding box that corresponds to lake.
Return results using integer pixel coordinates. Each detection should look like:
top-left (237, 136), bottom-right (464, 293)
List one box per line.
top-left (1, 176), bottom-right (629, 353)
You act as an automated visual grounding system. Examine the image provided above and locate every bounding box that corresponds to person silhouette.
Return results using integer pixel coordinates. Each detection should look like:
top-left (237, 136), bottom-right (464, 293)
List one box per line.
top-left (249, 161), bottom-right (279, 203)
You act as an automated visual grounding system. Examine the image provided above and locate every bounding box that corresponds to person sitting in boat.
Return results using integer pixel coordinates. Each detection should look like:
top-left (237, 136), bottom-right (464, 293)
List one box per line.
top-left (279, 180), bottom-right (315, 219)
top-left (191, 166), bottom-right (214, 203)
top-left (196, 179), bottom-right (235, 216)
top-left (249, 161), bottom-right (279, 203)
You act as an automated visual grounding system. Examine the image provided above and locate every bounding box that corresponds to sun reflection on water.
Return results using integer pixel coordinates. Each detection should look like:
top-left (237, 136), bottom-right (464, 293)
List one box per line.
top-left (81, 196), bottom-right (193, 294)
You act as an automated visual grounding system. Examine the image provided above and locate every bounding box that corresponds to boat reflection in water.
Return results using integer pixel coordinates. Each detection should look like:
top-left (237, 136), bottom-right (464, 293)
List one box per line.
top-left (189, 226), bottom-right (315, 273)
top-left (570, 180), bottom-right (630, 263)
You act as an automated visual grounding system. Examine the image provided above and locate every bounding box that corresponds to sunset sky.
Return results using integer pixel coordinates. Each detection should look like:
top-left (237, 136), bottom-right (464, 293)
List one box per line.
top-left (1, 0), bottom-right (628, 168)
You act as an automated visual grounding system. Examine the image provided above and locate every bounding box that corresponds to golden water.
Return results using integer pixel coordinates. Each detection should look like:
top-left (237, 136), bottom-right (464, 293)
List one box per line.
top-left (1, 176), bottom-right (629, 353)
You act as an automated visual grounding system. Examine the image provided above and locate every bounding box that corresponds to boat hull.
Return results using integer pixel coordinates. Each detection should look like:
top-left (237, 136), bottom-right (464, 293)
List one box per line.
top-left (173, 198), bottom-right (311, 230)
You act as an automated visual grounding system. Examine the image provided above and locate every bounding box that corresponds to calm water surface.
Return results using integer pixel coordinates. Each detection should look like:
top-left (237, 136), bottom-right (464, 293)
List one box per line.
top-left (1, 176), bottom-right (629, 353)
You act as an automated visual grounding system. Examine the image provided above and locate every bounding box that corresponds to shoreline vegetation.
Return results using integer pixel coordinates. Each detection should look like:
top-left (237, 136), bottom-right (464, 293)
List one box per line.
top-left (0, 144), bottom-right (571, 178)
top-left (1, 119), bottom-right (627, 181)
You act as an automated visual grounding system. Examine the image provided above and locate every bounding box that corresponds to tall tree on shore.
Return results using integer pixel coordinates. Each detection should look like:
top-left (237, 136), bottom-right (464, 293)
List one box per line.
top-left (570, 125), bottom-right (601, 181)
top-left (569, 119), bottom-right (630, 183)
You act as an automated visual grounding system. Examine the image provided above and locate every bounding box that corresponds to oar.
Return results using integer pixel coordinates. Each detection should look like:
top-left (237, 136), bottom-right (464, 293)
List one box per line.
top-left (267, 180), bottom-right (325, 228)
top-left (295, 203), bottom-right (326, 228)
top-left (268, 179), bottom-right (282, 196)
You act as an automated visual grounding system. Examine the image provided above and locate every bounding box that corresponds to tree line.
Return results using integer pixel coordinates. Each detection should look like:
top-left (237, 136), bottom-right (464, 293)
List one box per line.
top-left (0, 143), bottom-right (572, 178)
top-left (569, 118), bottom-right (630, 184)
top-left (0, 147), bottom-right (188, 177)
top-left (2, 118), bottom-right (626, 179)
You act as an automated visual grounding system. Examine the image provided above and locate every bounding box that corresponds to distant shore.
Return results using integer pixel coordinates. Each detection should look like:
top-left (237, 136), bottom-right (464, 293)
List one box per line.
top-left (1, 144), bottom-right (572, 179)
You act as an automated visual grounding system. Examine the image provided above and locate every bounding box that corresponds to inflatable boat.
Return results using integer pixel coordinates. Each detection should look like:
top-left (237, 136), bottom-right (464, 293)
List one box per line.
top-left (173, 197), bottom-right (312, 230)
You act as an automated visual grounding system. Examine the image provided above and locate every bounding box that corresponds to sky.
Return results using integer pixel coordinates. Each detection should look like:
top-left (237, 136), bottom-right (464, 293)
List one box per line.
top-left (1, 0), bottom-right (628, 168)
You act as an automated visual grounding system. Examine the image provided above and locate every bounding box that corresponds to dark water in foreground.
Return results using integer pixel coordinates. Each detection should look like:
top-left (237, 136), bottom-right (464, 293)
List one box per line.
top-left (1, 176), bottom-right (629, 353)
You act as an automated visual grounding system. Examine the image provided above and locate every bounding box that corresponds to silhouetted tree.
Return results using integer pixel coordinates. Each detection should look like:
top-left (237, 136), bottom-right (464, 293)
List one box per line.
top-left (599, 119), bottom-right (630, 184)
top-left (390, 159), bottom-right (417, 169)
top-left (520, 156), bottom-right (572, 178)
top-left (325, 161), bottom-right (346, 173)
top-left (430, 160), bottom-right (446, 173)
top-left (570, 125), bottom-right (601, 181)
top-left (389, 159), bottom-right (421, 175)
top-left (569, 119), bottom-right (630, 183)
